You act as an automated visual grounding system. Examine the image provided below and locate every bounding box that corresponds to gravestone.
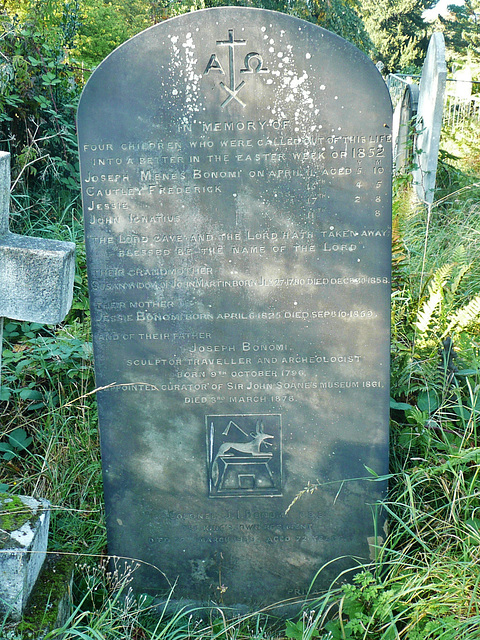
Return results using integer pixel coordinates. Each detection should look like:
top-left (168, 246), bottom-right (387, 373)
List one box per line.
top-left (412, 32), bottom-right (447, 204)
top-left (78, 7), bottom-right (392, 610)
top-left (0, 151), bottom-right (75, 622)
top-left (452, 66), bottom-right (473, 103)
top-left (0, 151), bottom-right (76, 379)
top-left (392, 83), bottom-right (419, 173)
top-left (445, 66), bottom-right (474, 131)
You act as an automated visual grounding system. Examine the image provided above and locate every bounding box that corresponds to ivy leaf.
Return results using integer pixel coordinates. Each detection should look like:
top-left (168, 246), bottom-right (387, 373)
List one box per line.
top-left (19, 388), bottom-right (43, 401)
top-left (390, 398), bottom-right (413, 411)
top-left (0, 387), bottom-right (11, 401)
top-left (8, 428), bottom-right (33, 451)
top-left (417, 390), bottom-right (439, 413)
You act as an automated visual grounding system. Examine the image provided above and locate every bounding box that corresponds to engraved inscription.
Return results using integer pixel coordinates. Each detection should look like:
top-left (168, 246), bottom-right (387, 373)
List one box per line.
top-left (78, 8), bottom-right (392, 605)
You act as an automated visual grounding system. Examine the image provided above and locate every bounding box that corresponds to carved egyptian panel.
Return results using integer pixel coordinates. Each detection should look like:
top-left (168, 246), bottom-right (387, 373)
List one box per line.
top-left (77, 7), bottom-right (392, 610)
top-left (207, 414), bottom-right (282, 497)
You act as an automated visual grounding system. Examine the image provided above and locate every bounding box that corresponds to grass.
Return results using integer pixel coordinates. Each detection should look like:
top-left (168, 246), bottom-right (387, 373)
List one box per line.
top-left (1, 121), bottom-right (480, 639)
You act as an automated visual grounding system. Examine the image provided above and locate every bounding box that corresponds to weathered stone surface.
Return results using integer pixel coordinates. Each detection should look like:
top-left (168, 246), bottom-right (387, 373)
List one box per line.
top-left (393, 83), bottom-right (419, 173)
top-left (413, 33), bottom-right (447, 204)
top-left (78, 7), bottom-right (392, 610)
top-left (0, 495), bottom-right (50, 621)
top-left (0, 152), bottom-right (76, 324)
top-left (18, 554), bottom-right (74, 640)
top-left (0, 234), bottom-right (76, 323)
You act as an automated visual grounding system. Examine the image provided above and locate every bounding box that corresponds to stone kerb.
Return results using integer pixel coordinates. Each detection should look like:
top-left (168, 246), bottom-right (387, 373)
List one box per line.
top-left (413, 32), bottom-right (447, 204)
top-left (0, 495), bottom-right (50, 621)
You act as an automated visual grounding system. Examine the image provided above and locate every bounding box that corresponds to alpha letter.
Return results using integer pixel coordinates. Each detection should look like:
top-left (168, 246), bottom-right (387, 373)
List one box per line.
top-left (204, 54), bottom-right (225, 74)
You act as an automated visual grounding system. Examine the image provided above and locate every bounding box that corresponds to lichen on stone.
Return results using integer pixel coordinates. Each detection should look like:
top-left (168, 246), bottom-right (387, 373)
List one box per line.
top-left (17, 554), bottom-right (75, 639)
top-left (0, 493), bottom-right (34, 533)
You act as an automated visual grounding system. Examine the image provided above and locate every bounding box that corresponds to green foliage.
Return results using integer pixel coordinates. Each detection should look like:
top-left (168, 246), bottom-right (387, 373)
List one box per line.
top-left (63, 0), bottom-right (372, 70)
top-left (151, 0), bottom-right (373, 55)
top-left (436, 124), bottom-right (480, 184)
top-left (75, 0), bottom-right (151, 68)
top-left (391, 253), bottom-right (480, 404)
top-left (0, 3), bottom-right (82, 203)
top-left (359, 0), bottom-right (433, 72)
top-left (323, 572), bottom-right (399, 639)
top-left (70, 239), bottom-right (91, 320)
top-left (1, 320), bottom-right (92, 409)
top-left (360, 123), bottom-right (480, 640)
top-left (390, 139), bottom-right (480, 409)
top-left (285, 613), bottom-right (321, 640)
top-left (436, 0), bottom-right (480, 64)
top-left (281, 0), bottom-right (371, 53)
top-left (0, 428), bottom-right (33, 461)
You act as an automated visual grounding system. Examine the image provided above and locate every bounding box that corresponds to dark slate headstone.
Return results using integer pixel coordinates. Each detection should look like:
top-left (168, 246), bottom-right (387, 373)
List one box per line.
top-left (78, 7), bottom-right (392, 610)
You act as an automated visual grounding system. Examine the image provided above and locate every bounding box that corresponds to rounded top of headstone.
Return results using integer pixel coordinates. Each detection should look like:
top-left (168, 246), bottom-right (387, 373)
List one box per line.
top-left (421, 32), bottom-right (446, 83)
top-left (413, 31), bottom-right (447, 204)
top-left (78, 7), bottom-right (392, 137)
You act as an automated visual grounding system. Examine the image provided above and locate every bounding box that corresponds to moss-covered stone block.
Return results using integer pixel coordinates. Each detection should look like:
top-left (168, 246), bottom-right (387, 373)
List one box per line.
top-left (0, 494), bottom-right (50, 621)
top-left (17, 553), bottom-right (75, 640)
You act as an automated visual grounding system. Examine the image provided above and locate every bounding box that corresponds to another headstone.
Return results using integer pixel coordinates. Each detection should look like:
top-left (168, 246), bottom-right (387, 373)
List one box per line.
top-left (0, 494), bottom-right (50, 621)
top-left (412, 33), bottom-right (447, 204)
top-left (0, 151), bottom-right (76, 379)
top-left (452, 66), bottom-right (473, 103)
top-left (78, 7), bottom-right (392, 610)
top-left (392, 83), bottom-right (419, 173)
top-left (445, 66), bottom-right (474, 130)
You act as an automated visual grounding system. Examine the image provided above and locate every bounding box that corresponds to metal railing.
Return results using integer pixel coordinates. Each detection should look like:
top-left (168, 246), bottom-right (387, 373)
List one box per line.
top-left (443, 89), bottom-right (480, 131)
top-left (386, 74), bottom-right (420, 109)
top-left (387, 73), bottom-right (480, 131)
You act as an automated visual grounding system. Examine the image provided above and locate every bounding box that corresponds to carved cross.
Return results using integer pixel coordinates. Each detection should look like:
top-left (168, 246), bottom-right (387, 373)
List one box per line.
top-left (217, 29), bottom-right (246, 108)
top-left (0, 152), bottom-right (76, 381)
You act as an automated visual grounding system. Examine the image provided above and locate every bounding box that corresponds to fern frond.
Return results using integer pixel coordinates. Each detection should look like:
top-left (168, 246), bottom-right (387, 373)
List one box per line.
top-left (415, 283), bottom-right (443, 335)
top-left (451, 244), bottom-right (467, 265)
top-left (449, 263), bottom-right (471, 299)
top-left (445, 262), bottom-right (471, 315)
top-left (433, 262), bottom-right (454, 289)
top-left (442, 294), bottom-right (480, 338)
